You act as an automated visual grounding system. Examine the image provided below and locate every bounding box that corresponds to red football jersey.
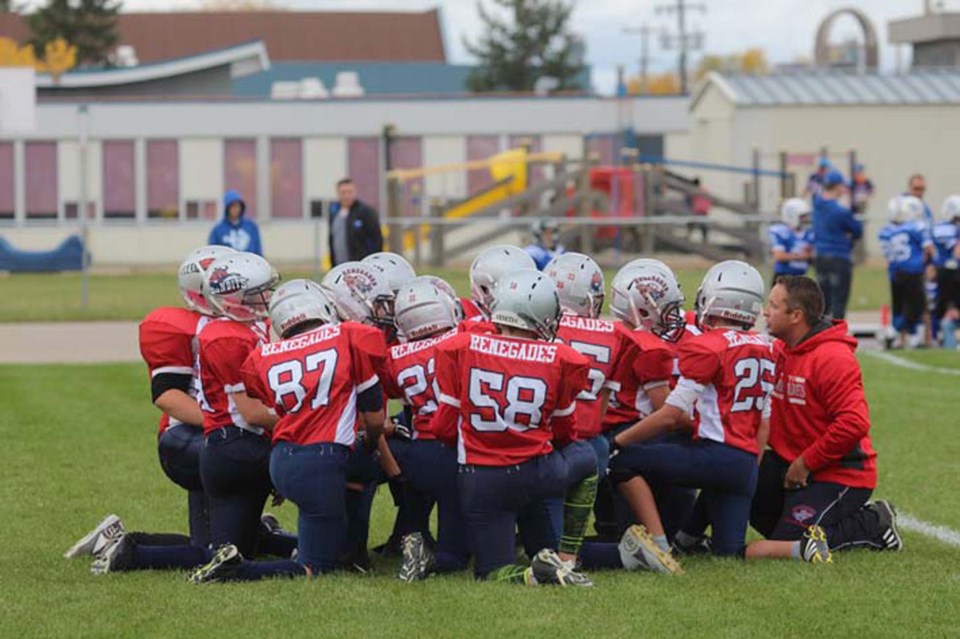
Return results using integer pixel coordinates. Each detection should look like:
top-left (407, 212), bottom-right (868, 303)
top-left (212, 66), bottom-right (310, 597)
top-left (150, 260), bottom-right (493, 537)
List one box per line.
top-left (460, 297), bottom-right (485, 322)
top-left (139, 306), bottom-right (210, 434)
top-left (197, 318), bottom-right (271, 435)
top-left (382, 327), bottom-right (462, 440)
top-left (671, 319), bottom-right (703, 382)
top-left (433, 331), bottom-right (589, 466)
top-left (555, 315), bottom-right (624, 438)
top-left (603, 324), bottom-right (675, 429)
top-left (241, 322), bottom-right (387, 447)
top-left (674, 328), bottom-right (775, 455)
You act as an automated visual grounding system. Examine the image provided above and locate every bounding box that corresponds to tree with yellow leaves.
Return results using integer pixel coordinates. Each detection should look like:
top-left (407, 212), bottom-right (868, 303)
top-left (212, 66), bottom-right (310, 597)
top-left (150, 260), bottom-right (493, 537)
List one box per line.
top-left (693, 48), bottom-right (769, 83)
top-left (36, 38), bottom-right (77, 81)
top-left (0, 37), bottom-right (36, 67)
top-left (627, 71), bottom-right (681, 95)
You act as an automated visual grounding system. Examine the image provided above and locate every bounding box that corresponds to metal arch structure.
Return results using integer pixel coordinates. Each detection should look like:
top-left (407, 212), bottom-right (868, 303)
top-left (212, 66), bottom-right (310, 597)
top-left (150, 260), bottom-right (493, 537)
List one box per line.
top-left (814, 7), bottom-right (879, 70)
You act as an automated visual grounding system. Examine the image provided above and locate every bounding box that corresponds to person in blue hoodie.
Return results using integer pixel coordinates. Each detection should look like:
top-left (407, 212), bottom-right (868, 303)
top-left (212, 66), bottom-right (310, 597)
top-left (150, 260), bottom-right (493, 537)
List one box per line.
top-left (208, 190), bottom-right (263, 256)
top-left (812, 169), bottom-right (862, 319)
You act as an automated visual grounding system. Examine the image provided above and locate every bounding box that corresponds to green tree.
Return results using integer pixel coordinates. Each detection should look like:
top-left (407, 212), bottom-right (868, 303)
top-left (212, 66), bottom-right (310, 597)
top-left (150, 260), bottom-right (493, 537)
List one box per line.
top-left (27, 0), bottom-right (120, 67)
top-left (465, 0), bottom-right (585, 92)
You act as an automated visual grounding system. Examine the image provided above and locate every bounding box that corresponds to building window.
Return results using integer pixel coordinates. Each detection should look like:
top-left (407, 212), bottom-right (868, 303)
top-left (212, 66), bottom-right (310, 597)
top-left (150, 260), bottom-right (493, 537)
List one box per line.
top-left (270, 138), bottom-right (303, 219)
top-left (224, 139), bottom-right (257, 218)
top-left (347, 137), bottom-right (381, 212)
top-left (147, 140), bottom-right (179, 220)
top-left (466, 135), bottom-right (499, 195)
top-left (25, 142), bottom-right (58, 220)
top-left (0, 142), bottom-right (13, 219)
top-left (103, 140), bottom-right (136, 219)
top-left (185, 199), bottom-right (218, 220)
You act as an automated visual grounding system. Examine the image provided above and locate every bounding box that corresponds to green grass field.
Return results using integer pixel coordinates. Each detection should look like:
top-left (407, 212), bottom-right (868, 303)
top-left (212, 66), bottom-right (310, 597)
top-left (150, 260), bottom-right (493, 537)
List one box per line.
top-left (0, 265), bottom-right (891, 323)
top-left (2, 350), bottom-right (958, 637)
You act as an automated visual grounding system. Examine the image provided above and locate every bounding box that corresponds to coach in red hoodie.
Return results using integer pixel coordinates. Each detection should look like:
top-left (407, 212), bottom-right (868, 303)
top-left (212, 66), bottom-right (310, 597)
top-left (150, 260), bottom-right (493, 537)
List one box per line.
top-left (750, 275), bottom-right (902, 552)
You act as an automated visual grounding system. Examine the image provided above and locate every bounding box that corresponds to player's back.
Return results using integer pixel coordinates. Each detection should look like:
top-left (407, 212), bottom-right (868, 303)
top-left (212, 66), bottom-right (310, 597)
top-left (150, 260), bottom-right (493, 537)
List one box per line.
top-left (603, 323), bottom-right (675, 429)
top-left (555, 315), bottom-right (623, 438)
top-left (933, 220), bottom-right (959, 266)
top-left (882, 221), bottom-right (927, 274)
top-left (384, 327), bottom-right (460, 439)
top-left (242, 322), bottom-right (387, 447)
top-left (197, 318), bottom-right (270, 434)
top-left (678, 328), bottom-right (774, 455)
top-left (434, 331), bottom-right (588, 466)
top-left (139, 306), bottom-right (209, 433)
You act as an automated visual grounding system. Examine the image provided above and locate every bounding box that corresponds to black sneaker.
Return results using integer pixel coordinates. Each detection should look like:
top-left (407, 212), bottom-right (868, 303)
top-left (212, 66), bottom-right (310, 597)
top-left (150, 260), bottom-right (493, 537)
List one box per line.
top-left (189, 544), bottom-right (243, 584)
top-left (798, 525), bottom-right (833, 564)
top-left (530, 549), bottom-right (594, 587)
top-left (397, 533), bottom-right (435, 582)
top-left (873, 500), bottom-right (904, 551)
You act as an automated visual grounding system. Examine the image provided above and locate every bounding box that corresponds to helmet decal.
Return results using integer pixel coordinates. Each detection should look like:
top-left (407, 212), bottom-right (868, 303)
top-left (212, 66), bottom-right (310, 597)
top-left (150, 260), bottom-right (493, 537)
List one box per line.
top-left (207, 266), bottom-right (249, 295)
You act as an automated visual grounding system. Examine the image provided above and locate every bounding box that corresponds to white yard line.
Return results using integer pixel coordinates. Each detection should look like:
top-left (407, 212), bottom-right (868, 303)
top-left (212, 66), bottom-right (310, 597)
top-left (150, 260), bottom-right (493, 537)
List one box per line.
top-left (899, 513), bottom-right (960, 548)
top-left (862, 350), bottom-right (960, 376)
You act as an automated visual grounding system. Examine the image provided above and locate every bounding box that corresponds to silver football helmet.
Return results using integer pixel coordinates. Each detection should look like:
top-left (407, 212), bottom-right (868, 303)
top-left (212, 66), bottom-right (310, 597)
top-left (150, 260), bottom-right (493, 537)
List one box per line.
top-left (416, 275), bottom-right (464, 322)
top-left (941, 195), bottom-right (960, 222)
top-left (269, 279), bottom-right (340, 339)
top-left (361, 252), bottom-right (417, 293)
top-left (490, 268), bottom-right (562, 341)
top-left (321, 262), bottom-right (395, 327)
top-left (469, 245), bottom-right (536, 318)
top-left (780, 198), bottom-right (812, 229)
top-left (395, 278), bottom-right (459, 342)
top-left (178, 245), bottom-right (238, 316)
top-left (202, 252), bottom-right (280, 323)
top-left (694, 260), bottom-right (765, 329)
top-left (544, 252), bottom-right (605, 318)
top-left (889, 194), bottom-right (925, 224)
top-left (611, 261), bottom-right (686, 341)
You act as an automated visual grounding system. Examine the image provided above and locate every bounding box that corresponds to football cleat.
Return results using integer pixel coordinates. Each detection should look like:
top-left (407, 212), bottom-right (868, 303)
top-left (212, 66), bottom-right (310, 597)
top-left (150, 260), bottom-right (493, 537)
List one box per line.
top-left (260, 513), bottom-right (287, 536)
top-left (672, 533), bottom-right (712, 557)
top-left (188, 544), bottom-right (243, 584)
top-left (799, 525), bottom-right (833, 564)
top-left (397, 533), bottom-right (436, 583)
top-left (65, 514), bottom-right (125, 559)
top-left (618, 525), bottom-right (684, 575)
top-left (873, 500), bottom-right (904, 551)
top-left (529, 549), bottom-right (594, 587)
top-left (90, 533), bottom-right (132, 575)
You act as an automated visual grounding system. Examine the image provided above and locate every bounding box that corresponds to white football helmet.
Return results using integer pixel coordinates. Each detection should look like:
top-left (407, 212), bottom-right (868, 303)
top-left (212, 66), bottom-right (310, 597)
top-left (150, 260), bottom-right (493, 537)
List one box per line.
top-left (178, 245), bottom-right (237, 315)
top-left (395, 278), bottom-right (459, 342)
top-left (416, 275), bottom-right (464, 322)
top-left (611, 261), bottom-right (686, 341)
top-left (470, 245), bottom-right (536, 318)
top-left (941, 195), bottom-right (960, 222)
top-left (361, 252), bottom-right (416, 293)
top-left (202, 252), bottom-right (280, 323)
top-left (694, 260), bottom-right (765, 329)
top-left (544, 252), bottom-right (604, 318)
top-left (887, 196), bottom-right (904, 224)
top-left (269, 279), bottom-right (340, 339)
top-left (490, 268), bottom-right (562, 341)
top-left (889, 194), bottom-right (925, 224)
top-left (321, 262), bottom-right (394, 327)
top-left (780, 198), bottom-right (812, 229)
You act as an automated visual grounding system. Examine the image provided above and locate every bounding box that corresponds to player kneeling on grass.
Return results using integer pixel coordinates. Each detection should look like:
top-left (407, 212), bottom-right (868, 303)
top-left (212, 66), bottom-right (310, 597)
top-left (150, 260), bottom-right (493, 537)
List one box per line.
top-left (464, 245), bottom-right (537, 321)
top-left (431, 269), bottom-right (598, 586)
top-left (745, 275), bottom-right (901, 560)
top-left (609, 261), bottom-right (831, 571)
top-left (380, 276), bottom-right (481, 581)
top-left (189, 279), bottom-right (388, 582)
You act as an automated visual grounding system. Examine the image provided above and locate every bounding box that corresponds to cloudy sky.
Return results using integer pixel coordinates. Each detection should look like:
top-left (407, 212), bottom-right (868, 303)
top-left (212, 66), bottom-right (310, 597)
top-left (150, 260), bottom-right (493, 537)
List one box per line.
top-left (66, 0), bottom-right (960, 92)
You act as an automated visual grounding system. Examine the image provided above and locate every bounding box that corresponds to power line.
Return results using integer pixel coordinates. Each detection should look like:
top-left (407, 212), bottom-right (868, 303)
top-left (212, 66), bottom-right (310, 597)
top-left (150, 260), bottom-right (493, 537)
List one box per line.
top-left (622, 23), bottom-right (654, 94)
top-left (656, 0), bottom-right (706, 94)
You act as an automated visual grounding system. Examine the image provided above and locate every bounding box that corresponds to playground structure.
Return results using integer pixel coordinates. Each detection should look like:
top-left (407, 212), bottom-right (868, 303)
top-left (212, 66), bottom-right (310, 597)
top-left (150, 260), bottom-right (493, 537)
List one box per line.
top-left (383, 144), bottom-right (799, 268)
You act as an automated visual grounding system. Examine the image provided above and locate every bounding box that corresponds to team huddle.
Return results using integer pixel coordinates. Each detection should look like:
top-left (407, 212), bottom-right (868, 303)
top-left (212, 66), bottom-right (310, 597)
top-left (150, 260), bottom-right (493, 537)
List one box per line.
top-left (64, 244), bottom-right (903, 586)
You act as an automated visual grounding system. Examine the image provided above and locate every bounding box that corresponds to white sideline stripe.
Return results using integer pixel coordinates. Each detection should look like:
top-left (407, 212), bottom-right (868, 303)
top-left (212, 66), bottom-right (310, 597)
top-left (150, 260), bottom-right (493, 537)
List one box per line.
top-left (862, 351), bottom-right (960, 376)
top-left (899, 513), bottom-right (960, 548)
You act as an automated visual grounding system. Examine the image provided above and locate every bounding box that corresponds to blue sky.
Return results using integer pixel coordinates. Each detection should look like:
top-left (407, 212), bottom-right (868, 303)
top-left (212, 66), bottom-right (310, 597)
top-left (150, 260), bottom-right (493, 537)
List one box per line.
top-left (97, 0), bottom-right (955, 92)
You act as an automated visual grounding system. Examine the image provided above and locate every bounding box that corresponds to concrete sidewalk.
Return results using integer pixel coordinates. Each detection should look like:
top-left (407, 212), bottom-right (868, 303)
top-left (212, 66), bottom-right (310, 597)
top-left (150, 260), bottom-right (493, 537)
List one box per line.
top-left (0, 322), bottom-right (140, 364)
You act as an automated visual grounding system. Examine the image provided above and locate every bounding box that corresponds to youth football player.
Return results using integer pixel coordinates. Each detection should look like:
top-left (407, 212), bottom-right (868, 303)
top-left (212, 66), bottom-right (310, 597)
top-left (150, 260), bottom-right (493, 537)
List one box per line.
top-left (768, 198), bottom-right (814, 281)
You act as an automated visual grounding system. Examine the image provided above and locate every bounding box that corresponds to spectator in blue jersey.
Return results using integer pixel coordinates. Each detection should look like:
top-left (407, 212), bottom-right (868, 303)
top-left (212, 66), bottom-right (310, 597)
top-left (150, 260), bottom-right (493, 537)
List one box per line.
top-left (812, 169), bottom-right (862, 319)
top-left (524, 219), bottom-right (565, 271)
top-left (208, 190), bottom-right (263, 256)
top-left (850, 164), bottom-right (874, 214)
top-left (934, 196), bottom-right (960, 348)
top-left (768, 198), bottom-right (814, 283)
top-left (879, 195), bottom-right (934, 349)
top-left (804, 157), bottom-right (832, 198)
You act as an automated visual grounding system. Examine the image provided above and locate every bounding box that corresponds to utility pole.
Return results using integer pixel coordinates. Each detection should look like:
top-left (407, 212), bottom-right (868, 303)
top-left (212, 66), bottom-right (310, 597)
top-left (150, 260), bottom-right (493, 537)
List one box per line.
top-left (623, 23), bottom-right (653, 94)
top-left (657, 0), bottom-right (706, 94)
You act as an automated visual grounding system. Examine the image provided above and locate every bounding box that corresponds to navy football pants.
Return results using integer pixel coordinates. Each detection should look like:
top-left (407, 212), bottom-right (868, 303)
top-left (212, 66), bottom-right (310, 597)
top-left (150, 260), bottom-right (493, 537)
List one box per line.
top-left (539, 440), bottom-right (599, 552)
top-left (611, 439), bottom-right (758, 556)
top-left (270, 441), bottom-right (350, 573)
top-left (157, 423), bottom-right (210, 548)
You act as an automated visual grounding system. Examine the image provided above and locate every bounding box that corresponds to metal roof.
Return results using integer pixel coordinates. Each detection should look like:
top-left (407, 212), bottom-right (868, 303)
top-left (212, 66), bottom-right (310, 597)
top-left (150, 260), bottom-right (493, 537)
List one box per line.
top-left (693, 71), bottom-right (960, 108)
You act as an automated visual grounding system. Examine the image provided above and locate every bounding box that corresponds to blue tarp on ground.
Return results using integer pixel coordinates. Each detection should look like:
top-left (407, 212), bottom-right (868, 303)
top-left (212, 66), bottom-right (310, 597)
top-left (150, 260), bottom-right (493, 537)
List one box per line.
top-left (0, 235), bottom-right (87, 272)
